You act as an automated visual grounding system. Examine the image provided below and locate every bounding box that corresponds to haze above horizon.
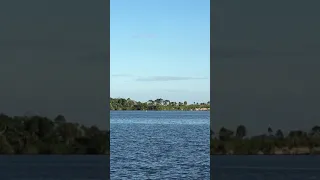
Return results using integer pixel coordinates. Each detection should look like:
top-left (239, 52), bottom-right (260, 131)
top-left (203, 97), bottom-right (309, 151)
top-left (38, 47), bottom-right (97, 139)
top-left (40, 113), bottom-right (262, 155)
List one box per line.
top-left (110, 0), bottom-right (210, 103)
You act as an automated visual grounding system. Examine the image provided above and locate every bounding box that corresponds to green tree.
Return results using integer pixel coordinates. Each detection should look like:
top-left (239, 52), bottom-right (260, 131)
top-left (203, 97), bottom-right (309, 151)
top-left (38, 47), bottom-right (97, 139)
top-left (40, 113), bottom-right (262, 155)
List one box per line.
top-left (219, 127), bottom-right (234, 141)
top-left (236, 125), bottom-right (247, 139)
top-left (54, 115), bottom-right (66, 124)
top-left (268, 127), bottom-right (273, 136)
top-left (275, 129), bottom-right (284, 139)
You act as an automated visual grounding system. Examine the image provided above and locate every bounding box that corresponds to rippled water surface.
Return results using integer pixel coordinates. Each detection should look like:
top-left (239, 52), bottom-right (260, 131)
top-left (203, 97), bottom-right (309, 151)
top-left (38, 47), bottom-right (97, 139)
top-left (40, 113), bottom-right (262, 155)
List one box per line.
top-left (110, 111), bottom-right (210, 180)
top-left (0, 155), bottom-right (109, 179)
top-left (212, 156), bottom-right (320, 180)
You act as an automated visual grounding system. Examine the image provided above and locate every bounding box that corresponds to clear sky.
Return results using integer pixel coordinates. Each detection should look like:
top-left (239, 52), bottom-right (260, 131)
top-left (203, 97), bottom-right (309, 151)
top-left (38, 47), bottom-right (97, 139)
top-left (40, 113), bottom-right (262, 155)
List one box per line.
top-left (111, 0), bottom-right (210, 103)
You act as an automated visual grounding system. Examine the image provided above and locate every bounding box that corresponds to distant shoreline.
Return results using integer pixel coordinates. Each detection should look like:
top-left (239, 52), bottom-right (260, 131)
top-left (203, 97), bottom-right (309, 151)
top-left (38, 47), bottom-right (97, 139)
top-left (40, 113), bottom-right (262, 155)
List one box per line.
top-left (110, 97), bottom-right (210, 111)
top-left (0, 113), bottom-right (109, 155)
top-left (211, 126), bottom-right (320, 155)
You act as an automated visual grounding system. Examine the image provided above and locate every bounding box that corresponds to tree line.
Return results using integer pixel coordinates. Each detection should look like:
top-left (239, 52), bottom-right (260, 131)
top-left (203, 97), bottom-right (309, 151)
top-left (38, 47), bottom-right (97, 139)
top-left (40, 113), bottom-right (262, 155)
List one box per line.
top-left (110, 98), bottom-right (210, 111)
top-left (211, 125), bottom-right (320, 155)
top-left (0, 113), bottom-right (109, 154)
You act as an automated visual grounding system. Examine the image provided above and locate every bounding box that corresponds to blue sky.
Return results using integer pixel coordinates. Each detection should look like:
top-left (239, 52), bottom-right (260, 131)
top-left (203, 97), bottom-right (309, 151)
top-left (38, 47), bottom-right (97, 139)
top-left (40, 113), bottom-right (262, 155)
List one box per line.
top-left (110, 0), bottom-right (210, 103)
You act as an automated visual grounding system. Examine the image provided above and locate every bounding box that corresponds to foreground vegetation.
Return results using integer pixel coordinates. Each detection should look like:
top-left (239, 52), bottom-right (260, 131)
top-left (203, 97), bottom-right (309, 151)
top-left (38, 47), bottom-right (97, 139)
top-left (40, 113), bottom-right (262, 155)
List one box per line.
top-left (0, 113), bottom-right (109, 154)
top-left (110, 98), bottom-right (210, 111)
top-left (211, 125), bottom-right (320, 155)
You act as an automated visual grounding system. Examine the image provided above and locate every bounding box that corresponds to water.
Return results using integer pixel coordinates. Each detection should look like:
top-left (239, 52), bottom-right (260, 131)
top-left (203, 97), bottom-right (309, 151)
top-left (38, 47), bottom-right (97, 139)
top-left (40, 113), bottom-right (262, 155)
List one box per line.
top-left (110, 111), bottom-right (210, 180)
top-left (0, 155), bottom-right (109, 180)
top-left (212, 156), bottom-right (320, 180)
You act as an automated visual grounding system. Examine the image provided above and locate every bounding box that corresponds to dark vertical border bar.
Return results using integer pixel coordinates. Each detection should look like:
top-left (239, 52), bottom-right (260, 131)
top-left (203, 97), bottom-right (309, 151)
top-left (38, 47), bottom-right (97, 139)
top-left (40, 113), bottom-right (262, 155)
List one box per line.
top-left (209, 0), bottom-right (214, 179)
top-left (210, 0), bottom-right (320, 179)
top-left (106, 0), bottom-right (111, 179)
top-left (0, 0), bottom-right (110, 179)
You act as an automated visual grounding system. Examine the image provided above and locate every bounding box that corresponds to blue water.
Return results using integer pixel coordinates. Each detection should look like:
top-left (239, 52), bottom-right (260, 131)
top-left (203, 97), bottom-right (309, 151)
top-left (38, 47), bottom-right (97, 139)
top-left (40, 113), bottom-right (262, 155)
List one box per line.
top-left (212, 156), bottom-right (320, 180)
top-left (0, 155), bottom-right (109, 180)
top-left (110, 111), bottom-right (210, 180)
